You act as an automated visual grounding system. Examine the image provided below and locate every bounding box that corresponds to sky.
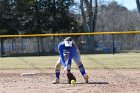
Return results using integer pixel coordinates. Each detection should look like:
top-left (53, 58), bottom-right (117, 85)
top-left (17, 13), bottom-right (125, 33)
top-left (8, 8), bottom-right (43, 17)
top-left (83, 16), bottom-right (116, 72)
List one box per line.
top-left (106, 0), bottom-right (137, 10)
top-left (75, 0), bottom-right (137, 10)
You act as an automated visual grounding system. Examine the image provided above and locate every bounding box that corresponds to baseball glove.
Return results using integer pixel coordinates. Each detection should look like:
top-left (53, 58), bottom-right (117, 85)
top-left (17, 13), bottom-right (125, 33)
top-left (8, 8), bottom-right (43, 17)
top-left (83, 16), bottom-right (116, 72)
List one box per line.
top-left (67, 72), bottom-right (76, 84)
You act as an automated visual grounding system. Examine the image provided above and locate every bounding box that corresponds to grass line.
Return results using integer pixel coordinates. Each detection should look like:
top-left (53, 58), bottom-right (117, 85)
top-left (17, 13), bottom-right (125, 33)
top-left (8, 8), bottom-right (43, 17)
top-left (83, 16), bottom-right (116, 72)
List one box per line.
top-left (0, 53), bottom-right (140, 69)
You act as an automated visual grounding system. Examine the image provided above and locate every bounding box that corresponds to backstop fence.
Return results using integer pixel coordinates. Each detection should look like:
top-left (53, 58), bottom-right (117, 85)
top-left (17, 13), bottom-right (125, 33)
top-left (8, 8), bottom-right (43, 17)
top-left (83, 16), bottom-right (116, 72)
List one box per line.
top-left (0, 31), bottom-right (140, 57)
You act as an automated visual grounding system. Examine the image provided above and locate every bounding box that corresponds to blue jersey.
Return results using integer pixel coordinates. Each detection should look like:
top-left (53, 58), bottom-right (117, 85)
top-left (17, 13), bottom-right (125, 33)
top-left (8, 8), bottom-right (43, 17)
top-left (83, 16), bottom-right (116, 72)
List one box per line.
top-left (58, 41), bottom-right (76, 67)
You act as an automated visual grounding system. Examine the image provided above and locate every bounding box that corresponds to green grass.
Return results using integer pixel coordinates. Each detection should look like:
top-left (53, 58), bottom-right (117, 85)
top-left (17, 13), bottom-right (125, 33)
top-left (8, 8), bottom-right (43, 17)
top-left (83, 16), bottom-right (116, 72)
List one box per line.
top-left (0, 53), bottom-right (140, 69)
top-left (81, 53), bottom-right (140, 69)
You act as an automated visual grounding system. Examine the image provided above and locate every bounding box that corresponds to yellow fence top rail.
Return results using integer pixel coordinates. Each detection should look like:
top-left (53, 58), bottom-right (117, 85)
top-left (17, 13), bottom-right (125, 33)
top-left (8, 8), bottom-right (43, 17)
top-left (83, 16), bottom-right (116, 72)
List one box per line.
top-left (0, 31), bottom-right (140, 38)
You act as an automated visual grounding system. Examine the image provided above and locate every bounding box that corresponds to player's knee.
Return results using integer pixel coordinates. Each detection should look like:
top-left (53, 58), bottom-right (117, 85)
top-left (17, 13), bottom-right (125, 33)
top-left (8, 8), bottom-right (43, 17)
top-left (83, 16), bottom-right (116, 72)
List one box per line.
top-left (55, 63), bottom-right (61, 70)
top-left (76, 61), bottom-right (83, 67)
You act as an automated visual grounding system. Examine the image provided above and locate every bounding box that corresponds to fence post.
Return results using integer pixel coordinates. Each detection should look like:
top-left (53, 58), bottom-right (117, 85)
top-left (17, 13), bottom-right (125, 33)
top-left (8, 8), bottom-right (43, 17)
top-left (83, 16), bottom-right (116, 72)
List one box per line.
top-left (0, 38), bottom-right (4, 57)
top-left (112, 35), bottom-right (116, 55)
top-left (37, 37), bottom-right (40, 56)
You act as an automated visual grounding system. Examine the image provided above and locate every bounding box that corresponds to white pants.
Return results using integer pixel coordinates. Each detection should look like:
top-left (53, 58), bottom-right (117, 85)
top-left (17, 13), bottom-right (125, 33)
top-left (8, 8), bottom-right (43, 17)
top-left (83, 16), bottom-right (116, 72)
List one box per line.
top-left (55, 53), bottom-right (82, 70)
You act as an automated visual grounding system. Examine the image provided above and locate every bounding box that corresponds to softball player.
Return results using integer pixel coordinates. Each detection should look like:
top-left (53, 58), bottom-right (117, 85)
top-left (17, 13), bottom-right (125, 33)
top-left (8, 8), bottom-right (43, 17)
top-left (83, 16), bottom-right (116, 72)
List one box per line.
top-left (52, 37), bottom-right (88, 84)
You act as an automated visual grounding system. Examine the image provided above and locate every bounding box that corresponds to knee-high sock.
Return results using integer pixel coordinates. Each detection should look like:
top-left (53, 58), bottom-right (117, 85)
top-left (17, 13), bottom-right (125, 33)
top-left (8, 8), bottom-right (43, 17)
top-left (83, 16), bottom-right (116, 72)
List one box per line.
top-left (78, 64), bottom-right (86, 76)
top-left (55, 70), bottom-right (60, 79)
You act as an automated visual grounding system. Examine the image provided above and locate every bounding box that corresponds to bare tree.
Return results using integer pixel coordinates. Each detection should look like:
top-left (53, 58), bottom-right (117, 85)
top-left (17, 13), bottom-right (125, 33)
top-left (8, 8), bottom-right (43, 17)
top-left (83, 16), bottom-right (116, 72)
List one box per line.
top-left (136, 0), bottom-right (140, 13)
top-left (80, 0), bottom-right (98, 51)
top-left (93, 0), bottom-right (98, 32)
top-left (80, 0), bottom-right (98, 32)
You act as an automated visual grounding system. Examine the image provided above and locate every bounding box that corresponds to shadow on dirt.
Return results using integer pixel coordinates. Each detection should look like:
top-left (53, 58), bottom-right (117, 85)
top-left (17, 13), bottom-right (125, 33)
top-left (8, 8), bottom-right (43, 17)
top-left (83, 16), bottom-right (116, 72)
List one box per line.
top-left (77, 82), bottom-right (109, 84)
top-left (62, 81), bottom-right (109, 85)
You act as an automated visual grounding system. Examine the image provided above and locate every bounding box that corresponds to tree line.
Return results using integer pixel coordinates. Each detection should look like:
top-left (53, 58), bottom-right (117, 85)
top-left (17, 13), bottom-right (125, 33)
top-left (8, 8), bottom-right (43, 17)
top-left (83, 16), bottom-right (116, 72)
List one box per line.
top-left (0, 0), bottom-right (78, 34)
top-left (0, 0), bottom-right (140, 35)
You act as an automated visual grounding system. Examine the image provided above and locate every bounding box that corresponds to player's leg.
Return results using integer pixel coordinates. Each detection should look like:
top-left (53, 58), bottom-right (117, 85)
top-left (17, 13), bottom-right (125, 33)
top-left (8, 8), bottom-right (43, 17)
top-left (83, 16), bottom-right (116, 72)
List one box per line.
top-left (52, 54), bottom-right (69, 84)
top-left (73, 53), bottom-right (89, 83)
top-left (52, 58), bottom-right (62, 84)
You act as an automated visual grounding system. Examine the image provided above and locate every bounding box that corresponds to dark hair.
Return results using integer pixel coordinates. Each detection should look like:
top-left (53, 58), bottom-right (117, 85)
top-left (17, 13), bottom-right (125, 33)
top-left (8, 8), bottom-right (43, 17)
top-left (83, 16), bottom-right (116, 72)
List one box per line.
top-left (64, 37), bottom-right (73, 41)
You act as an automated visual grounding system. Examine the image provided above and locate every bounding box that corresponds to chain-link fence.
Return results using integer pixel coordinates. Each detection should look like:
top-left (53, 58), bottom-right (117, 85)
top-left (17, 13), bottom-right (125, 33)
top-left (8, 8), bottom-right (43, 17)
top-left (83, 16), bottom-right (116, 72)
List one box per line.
top-left (0, 32), bottom-right (140, 57)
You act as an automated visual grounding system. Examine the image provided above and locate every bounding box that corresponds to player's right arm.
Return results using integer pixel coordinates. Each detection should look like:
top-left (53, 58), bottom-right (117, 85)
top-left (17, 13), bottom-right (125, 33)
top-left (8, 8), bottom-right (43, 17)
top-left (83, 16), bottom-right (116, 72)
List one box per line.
top-left (58, 43), bottom-right (66, 67)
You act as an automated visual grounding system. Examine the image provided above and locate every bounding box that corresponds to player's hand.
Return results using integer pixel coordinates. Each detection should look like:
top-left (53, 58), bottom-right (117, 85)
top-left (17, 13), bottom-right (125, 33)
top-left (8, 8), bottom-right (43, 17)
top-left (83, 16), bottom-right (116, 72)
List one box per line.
top-left (64, 65), bottom-right (71, 74)
top-left (64, 66), bottom-right (68, 73)
top-left (64, 66), bottom-right (69, 74)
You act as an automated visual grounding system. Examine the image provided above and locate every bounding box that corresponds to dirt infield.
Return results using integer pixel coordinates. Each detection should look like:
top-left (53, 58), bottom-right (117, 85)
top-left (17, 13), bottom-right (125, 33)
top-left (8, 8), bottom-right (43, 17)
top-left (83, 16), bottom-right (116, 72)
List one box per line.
top-left (0, 69), bottom-right (140, 93)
